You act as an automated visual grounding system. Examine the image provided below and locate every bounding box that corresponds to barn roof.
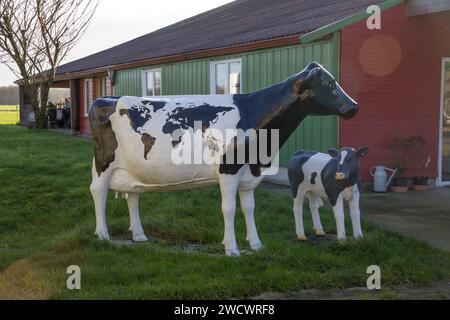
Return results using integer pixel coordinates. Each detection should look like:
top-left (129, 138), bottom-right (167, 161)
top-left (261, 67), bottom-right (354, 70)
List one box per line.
top-left (56, 0), bottom-right (389, 76)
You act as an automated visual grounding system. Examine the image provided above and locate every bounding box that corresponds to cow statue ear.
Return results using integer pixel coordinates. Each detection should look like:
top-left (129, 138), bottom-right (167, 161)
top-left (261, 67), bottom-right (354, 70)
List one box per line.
top-left (306, 61), bottom-right (321, 71)
top-left (356, 146), bottom-right (369, 158)
top-left (327, 148), bottom-right (339, 158)
top-left (305, 67), bottom-right (321, 83)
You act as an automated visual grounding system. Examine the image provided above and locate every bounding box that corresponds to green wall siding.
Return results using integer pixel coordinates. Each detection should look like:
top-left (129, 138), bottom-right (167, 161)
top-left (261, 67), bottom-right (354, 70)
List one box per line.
top-left (114, 34), bottom-right (340, 166)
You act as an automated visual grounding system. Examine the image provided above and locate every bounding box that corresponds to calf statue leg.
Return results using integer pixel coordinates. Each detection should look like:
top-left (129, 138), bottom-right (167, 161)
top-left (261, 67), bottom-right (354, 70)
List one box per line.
top-left (90, 160), bottom-right (112, 240)
top-left (127, 193), bottom-right (148, 242)
top-left (332, 194), bottom-right (346, 241)
top-left (307, 194), bottom-right (326, 236)
top-left (293, 192), bottom-right (306, 241)
top-left (239, 190), bottom-right (263, 251)
top-left (219, 175), bottom-right (240, 256)
top-left (349, 186), bottom-right (363, 239)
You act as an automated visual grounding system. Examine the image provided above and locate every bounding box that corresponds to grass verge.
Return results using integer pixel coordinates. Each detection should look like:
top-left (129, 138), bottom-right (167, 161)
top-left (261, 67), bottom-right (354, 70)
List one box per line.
top-left (0, 105), bottom-right (20, 125)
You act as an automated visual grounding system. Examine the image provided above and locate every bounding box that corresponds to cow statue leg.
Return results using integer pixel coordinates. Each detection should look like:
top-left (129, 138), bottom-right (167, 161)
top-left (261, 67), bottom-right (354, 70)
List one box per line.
top-left (239, 190), bottom-right (263, 251)
top-left (349, 185), bottom-right (363, 239)
top-left (307, 194), bottom-right (326, 236)
top-left (332, 193), bottom-right (346, 241)
top-left (90, 159), bottom-right (112, 240)
top-left (293, 191), bottom-right (307, 241)
top-left (126, 193), bottom-right (148, 242)
top-left (219, 174), bottom-right (241, 256)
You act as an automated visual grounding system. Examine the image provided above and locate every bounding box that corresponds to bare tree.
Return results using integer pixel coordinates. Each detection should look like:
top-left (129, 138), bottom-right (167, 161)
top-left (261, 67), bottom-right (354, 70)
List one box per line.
top-left (0, 0), bottom-right (98, 128)
top-left (0, 0), bottom-right (41, 125)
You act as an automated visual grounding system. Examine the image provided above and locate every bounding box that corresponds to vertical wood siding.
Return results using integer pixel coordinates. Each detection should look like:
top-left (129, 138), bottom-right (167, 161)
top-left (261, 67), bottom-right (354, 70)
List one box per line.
top-left (340, 5), bottom-right (450, 181)
top-left (113, 37), bottom-right (340, 166)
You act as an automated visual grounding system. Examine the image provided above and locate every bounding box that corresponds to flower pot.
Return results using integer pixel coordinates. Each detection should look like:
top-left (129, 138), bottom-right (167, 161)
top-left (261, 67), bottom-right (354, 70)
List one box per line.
top-left (411, 184), bottom-right (429, 191)
top-left (390, 185), bottom-right (408, 192)
top-left (390, 176), bottom-right (409, 192)
top-left (411, 176), bottom-right (429, 191)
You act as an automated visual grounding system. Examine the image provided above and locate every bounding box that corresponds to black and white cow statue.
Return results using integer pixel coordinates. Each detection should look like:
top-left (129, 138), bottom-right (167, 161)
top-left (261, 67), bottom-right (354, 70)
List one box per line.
top-left (288, 147), bottom-right (369, 242)
top-left (89, 61), bottom-right (359, 256)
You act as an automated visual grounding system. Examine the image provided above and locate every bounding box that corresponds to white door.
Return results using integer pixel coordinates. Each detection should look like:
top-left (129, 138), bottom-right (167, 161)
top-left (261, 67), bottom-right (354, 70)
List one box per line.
top-left (439, 58), bottom-right (450, 185)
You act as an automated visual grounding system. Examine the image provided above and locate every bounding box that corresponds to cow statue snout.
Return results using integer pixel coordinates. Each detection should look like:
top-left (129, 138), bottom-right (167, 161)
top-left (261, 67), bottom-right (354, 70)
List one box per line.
top-left (339, 101), bottom-right (359, 120)
top-left (298, 62), bottom-right (359, 120)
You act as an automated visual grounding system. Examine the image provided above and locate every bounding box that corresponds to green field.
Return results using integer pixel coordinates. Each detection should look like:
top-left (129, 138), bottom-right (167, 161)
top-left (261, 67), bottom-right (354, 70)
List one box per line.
top-left (0, 126), bottom-right (449, 299)
top-left (0, 105), bottom-right (20, 125)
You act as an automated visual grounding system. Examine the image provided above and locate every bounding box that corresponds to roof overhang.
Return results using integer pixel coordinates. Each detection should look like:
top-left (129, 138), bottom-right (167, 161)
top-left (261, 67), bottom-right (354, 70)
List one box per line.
top-left (299, 0), bottom-right (405, 44)
top-left (17, 0), bottom-right (394, 85)
top-left (49, 35), bottom-right (310, 82)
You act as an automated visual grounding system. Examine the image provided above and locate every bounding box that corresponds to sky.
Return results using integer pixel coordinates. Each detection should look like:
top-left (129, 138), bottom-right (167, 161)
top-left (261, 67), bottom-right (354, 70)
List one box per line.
top-left (0, 0), bottom-right (234, 86)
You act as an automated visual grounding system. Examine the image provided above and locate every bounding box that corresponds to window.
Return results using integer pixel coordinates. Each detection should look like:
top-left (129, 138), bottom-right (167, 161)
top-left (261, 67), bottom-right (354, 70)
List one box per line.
top-left (84, 79), bottom-right (92, 117)
top-left (142, 69), bottom-right (162, 96)
top-left (210, 59), bottom-right (241, 94)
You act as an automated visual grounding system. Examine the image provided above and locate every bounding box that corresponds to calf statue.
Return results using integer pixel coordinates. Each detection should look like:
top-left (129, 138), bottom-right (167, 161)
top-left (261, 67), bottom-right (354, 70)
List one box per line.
top-left (89, 61), bottom-right (359, 256)
top-left (288, 147), bottom-right (369, 241)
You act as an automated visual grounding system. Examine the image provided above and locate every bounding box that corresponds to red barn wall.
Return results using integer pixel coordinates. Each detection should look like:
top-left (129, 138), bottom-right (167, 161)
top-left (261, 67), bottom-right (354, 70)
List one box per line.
top-left (340, 5), bottom-right (450, 181)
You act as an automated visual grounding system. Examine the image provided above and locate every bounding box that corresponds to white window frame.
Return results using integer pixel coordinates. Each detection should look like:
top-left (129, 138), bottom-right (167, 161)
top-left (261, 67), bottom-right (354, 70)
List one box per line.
top-left (142, 68), bottom-right (162, 96)
top-left (438, 57), bottom-right (450, 186)
top-left (210, 58), bottom-right (242, 94)
top-left (83, 79), bottom-right (91, 117)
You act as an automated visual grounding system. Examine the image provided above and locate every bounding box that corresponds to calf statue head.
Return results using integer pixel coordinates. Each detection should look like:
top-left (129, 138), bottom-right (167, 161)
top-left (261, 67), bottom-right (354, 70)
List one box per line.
top-left (293, 62), bottom-right (359, 119)
top-left (328, 146), bottom-right (369, 181)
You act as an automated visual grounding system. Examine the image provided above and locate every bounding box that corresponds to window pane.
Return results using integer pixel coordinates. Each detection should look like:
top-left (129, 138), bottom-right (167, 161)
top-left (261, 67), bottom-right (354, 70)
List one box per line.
top-left (215, 63), bottom-right (227, 94)
top-left (146, 72), bottom-right (154, 96)
top-left (154, 71), bottom-right (161, 96)
top-left (229, 62), bottom-right (241, 94)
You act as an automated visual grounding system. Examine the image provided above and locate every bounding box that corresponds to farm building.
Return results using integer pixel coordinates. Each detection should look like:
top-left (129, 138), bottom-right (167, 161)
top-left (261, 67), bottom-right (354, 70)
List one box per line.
top-left (18, 0), bottom-right (450, 185)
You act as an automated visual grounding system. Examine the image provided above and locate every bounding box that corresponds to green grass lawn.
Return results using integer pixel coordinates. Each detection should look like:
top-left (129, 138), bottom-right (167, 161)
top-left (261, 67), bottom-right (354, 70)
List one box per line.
top-left (0, 126), bottom-right (449, 299)
top-left (0, 105), bottom-right (20, 125)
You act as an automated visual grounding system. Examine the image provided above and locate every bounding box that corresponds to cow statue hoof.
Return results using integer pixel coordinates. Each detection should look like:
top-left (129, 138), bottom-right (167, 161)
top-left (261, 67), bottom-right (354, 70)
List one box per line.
top-left (315, 229), bottom-right (326, 237)
top-left (250, 242), bottom-right (264, 251)
top-left (132, 234), bottom-right (149, 242)
top-left (225, 248), bottom-right (241, 257)
top-left (337, 236), bottom-right (347, 242)
top-left (95, 230), bottom-right (110, 241)
top-left (354, 234), bottom-right (363, 240)
top-left (297, 235), bottom-right (308, 241)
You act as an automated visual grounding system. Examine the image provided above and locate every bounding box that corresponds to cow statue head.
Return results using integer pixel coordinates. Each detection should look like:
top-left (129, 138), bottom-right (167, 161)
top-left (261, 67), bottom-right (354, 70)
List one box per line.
top-left (328, 146), bottom-right (369, 181)
top-left (293, 62), bottom-right (359, 119)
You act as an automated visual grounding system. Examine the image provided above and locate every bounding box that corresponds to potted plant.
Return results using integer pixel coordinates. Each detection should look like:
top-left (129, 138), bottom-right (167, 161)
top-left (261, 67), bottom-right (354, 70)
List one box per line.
top-left (388, 135), bottom-right (412, 192)
top-left (412, 154), bottom-right (431, 191)
top-left (47, 102), bottom-right (57, 128)
top-left (405, 135), bottom-right (431, 191)
top-left (390, 162), bottom-right (409, 192)
top-left (388, 135), bottom-right (432, 192)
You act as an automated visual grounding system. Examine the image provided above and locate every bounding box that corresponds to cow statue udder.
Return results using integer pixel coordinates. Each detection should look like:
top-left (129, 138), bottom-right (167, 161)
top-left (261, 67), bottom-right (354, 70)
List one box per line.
top-left (89, 61), bottom-right (359, 256)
